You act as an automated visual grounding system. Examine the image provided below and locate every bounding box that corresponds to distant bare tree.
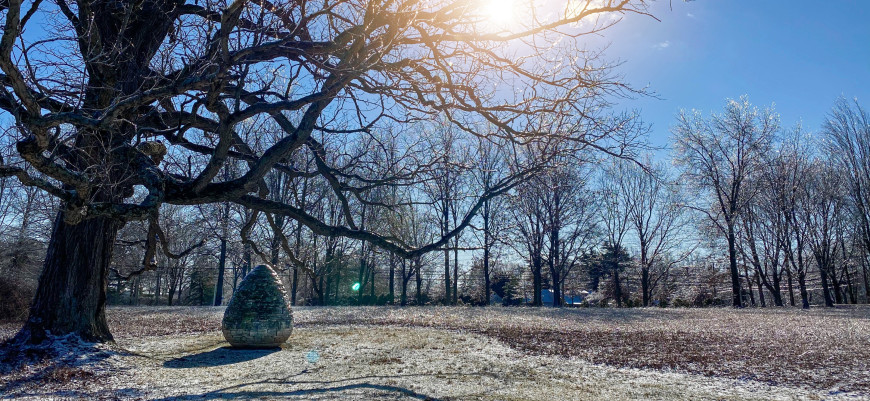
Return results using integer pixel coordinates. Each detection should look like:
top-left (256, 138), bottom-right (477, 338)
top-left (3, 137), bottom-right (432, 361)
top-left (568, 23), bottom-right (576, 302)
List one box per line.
top-left (798, 161), bottom-right (847, 307)
top-left (612, 158), bottom-right (688, 306)
top-left (543, 160), bottom-right (598, 307)
top-left (471, 136), bottom-right (508, 305)
top-left (824, 98), bottom-right (870, 302)
top-left (672, 97), bottom-right (777, 307)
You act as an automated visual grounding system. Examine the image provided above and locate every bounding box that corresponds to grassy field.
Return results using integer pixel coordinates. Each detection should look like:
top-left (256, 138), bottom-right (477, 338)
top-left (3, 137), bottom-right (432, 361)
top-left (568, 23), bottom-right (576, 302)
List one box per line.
top-left (1, 306), bottom-right (869, 400)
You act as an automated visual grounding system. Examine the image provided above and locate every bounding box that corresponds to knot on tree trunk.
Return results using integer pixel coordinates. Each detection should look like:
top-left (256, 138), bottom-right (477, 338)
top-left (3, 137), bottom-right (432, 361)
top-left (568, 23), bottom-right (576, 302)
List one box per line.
top-left (137, 141), bottom-right (167, 165)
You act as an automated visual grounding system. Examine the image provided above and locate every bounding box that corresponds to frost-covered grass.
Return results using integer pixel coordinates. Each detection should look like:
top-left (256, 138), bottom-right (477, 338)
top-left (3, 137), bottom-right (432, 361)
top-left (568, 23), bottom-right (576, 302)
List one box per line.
top-left (304, 306), bottom-right (870, 393)
top-left (2, 305), bottom-right (869, 399)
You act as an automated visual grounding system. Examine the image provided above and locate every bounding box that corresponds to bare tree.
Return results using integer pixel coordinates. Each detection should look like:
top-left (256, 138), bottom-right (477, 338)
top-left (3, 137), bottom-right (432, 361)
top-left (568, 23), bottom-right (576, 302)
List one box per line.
top-left (824, 98), bottom-right (870, 302)
top-left (672, 97), bottom-right (777, 307)
top-left (798, 160), bottom-right (846, 307)
top-left (0, 0), bottom-right (651, 342)
top-left (509, 167), bottom-right (548, 306)
top-left (541, 159), bottom-right (597, 307)
top-left (599, 161), bottom-right (633, 307)
top-left (613, 158), bottom-right (688, 306)
top-left (471, 136), bottom-right (508, 305)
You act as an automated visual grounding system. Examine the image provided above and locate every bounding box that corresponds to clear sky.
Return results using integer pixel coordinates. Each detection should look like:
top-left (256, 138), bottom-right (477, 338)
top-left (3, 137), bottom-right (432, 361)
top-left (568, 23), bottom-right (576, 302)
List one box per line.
top-left (590, 0), bottom-right (870, 152)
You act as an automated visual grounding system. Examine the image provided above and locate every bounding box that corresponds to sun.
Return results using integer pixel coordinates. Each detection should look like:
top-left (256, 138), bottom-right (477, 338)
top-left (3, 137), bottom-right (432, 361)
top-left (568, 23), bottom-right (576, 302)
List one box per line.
top-left (481, 0), bottom-right (516, 27)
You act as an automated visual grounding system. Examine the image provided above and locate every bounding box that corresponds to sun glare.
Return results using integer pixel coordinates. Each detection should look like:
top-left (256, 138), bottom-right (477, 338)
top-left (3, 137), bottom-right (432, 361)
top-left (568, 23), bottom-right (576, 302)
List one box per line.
top-left (481, 0), bottom-right (516, 27)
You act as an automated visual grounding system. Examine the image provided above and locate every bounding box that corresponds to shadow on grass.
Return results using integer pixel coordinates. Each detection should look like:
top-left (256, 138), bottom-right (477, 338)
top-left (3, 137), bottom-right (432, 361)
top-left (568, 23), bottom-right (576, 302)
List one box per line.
top-left (0, 341), bottom-right (117, 396)
top-left (148, 383), bottom-right (443, 400)
top-left (146, 372), bottom-right (458, 400)
top-left (163, 347), bottom-right (279, 368)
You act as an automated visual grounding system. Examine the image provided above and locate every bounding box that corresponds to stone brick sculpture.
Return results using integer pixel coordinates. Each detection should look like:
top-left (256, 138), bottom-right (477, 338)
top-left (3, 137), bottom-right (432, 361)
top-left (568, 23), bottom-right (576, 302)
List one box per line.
top-left (222, 264), bottom-right (293, 348)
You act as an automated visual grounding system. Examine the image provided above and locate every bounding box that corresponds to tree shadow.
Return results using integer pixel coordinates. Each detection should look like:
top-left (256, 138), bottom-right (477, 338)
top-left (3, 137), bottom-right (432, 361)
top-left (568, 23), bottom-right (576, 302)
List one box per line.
top-left (0, 331), bottom-right (126, 395)
top-left (144, 372), bottom-right (455, 401)
top-left (148, 382), bottom-right (444, 400)
top-left (163, 347), bottom-right (279, 368)
top-left (142, 371), bottom-right (482, 400)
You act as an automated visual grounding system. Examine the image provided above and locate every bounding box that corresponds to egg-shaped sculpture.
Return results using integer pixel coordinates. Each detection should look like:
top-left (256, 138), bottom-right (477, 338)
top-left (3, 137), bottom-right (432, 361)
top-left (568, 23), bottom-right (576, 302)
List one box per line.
top-left (222, 264), bottom-right (293, 348)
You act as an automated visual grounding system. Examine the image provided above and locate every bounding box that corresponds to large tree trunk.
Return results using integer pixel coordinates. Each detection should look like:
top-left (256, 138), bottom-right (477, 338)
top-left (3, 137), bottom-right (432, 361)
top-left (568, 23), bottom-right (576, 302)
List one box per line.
top-left (13, 213), bottom-right (121, 344)
top-left (6, 0), bottom-right (180, 346)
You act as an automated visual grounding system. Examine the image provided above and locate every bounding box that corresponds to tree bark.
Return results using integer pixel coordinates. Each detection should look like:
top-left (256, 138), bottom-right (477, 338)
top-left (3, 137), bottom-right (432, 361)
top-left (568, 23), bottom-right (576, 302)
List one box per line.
top-left (444, 247), bottom-right (451, 304)
top-left (415, 258), bottom-right (423, 304)
top-left (830, 267), bottom-right (843, 304)
top-left (728, 224), bottom-right (743, 307)
top-left (400, 259), bottom-right (408, 306)
top-left (818, 257), bottom-right (835, 307)
top-left (743, 262), bottom-right (755, 307)
top-left (844, 265), bottom-right (856, 304)
top-left (755, 272), bottom-right (766, 307)
top-left (13, 213), bottom-right (120, 344)
top-left (770, 265), bottom-right (783, 307)
top-left (798, 271), bottom-right (810, 309)
top-left (483, 207), bottom-right (492, 305)
top-left (213, 236), bottom-right (227, 306)
top-left (389, 254), bottom-right (395, 305)
top-left (453, 245), bottom-right (459, 305)
top-left (290, 264), bottom-right (299, 306)
top-left (861, 255), bottom-right (870, 304)
top-left (613, 268), bottom-right (623, 308)
top-left (370, 266), bottom-right (375, 301)
top-left (358, 253), bottom-right (366, 305)
top-left (532, 254), bottom-right (543, 306)
top-left (641, 266), bottom-right (650, 307)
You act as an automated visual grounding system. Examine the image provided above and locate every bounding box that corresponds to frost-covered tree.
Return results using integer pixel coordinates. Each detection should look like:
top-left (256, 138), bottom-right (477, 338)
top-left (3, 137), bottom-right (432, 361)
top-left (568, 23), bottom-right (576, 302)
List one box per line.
top-left (672, 97), bottom-right (777, 307)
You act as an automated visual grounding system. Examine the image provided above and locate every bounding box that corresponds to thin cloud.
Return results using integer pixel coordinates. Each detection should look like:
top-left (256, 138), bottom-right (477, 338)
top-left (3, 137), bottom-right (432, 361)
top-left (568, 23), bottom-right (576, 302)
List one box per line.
top-left (653, 41), bottom-right (671, 50)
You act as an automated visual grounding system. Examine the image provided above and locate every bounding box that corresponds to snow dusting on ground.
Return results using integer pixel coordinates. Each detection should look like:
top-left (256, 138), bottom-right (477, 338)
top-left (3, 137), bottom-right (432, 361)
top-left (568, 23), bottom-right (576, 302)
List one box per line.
top-left (1, 306), bottom-right (868, 400)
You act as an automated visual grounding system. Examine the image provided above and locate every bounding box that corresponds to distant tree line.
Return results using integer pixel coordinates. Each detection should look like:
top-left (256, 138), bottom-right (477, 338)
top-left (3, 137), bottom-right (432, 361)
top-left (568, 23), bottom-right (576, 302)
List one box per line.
top-left (3, 96), bottom-right (868, 312)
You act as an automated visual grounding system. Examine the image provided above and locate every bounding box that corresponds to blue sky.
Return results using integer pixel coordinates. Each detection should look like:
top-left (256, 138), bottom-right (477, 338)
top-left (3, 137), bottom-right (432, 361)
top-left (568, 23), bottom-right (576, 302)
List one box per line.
top-left (590, 0), bottom-right (870, 152)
